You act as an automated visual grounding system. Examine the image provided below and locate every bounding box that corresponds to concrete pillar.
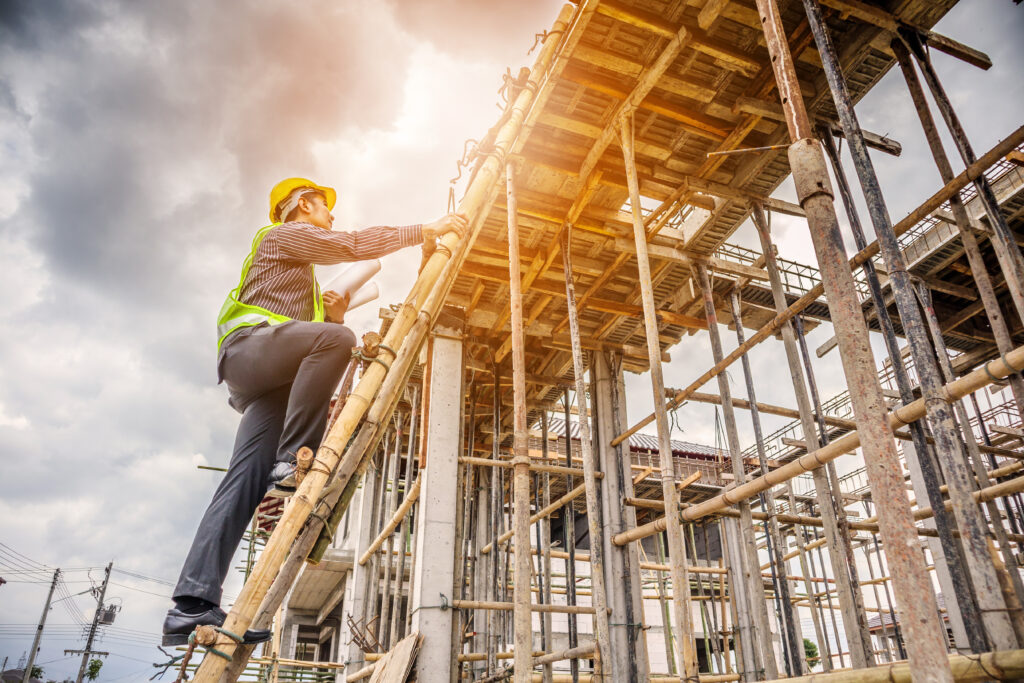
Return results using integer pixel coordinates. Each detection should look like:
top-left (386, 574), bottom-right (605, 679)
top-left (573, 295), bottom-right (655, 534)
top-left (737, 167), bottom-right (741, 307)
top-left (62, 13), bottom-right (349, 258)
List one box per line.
top-left (341, 471), bottom-right (379, 678)
top-left (410, 308), bottom-right (465, 682)
top-left (592, 350), bottom-right (650, 681)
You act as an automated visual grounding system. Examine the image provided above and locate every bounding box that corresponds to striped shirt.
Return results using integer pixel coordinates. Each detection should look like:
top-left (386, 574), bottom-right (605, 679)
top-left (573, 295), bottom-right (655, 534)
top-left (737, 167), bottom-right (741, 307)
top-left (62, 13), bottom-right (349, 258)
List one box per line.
top-left (219, 221), bottom-right (422, 371)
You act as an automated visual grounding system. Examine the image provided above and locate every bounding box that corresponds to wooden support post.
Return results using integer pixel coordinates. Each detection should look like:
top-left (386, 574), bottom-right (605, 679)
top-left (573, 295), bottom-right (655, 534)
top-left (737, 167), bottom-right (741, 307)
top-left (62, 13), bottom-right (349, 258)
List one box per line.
top-left (561, 389), bottom-right (580, 683)
top-left (620, 113), bottom-right (699, 682)
top-left (756, 0), bottom-right (951, 678)
top-left (559, 231), bottom-right (612, 676)
top-left (728, 289), bottom-right (804, 676)
top-left (506, 162), bottom-right (535, 683)
top-left (695, 263), bottom-right (776, 680)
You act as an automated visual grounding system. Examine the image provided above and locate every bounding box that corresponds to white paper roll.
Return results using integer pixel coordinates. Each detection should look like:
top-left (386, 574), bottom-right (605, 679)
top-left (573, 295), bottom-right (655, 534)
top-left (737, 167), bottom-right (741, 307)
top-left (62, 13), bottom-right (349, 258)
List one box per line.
top-left (347, 282), bottom-right (379, 311)
top-left (322, 259), bottom-right (381, 299)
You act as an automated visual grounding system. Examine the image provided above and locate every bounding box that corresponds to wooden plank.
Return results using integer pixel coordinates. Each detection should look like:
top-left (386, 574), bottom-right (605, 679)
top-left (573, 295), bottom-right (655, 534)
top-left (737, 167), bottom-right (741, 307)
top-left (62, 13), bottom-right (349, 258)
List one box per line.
top-left (368, 632), bottom-right (421, 683)
top-left (920, 276), bottom-right (978, 301)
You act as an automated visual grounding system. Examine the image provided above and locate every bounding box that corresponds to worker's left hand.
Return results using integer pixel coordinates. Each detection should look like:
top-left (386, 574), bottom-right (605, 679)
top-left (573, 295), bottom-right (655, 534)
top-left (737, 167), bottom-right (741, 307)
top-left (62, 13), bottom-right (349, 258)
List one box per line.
top-left (323, 290), bottom-right (351, 323)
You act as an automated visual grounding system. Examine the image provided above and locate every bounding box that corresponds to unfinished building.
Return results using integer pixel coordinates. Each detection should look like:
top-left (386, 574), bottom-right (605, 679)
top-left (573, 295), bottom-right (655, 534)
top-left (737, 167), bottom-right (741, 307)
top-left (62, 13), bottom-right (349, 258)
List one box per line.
top-left (181, 1), bottom-right (1024, 681)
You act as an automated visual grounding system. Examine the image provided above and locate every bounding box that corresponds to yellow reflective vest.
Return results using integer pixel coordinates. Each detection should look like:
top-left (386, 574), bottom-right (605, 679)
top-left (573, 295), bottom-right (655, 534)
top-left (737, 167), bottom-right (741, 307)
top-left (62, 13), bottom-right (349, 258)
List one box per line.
top-left (216, 223), bottom-right (325, 351)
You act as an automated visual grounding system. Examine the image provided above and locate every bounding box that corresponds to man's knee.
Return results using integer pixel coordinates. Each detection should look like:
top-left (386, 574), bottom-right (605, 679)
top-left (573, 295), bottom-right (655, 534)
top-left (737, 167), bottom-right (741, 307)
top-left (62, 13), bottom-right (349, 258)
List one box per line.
top-left (316, 324), bottom-right (356, 355)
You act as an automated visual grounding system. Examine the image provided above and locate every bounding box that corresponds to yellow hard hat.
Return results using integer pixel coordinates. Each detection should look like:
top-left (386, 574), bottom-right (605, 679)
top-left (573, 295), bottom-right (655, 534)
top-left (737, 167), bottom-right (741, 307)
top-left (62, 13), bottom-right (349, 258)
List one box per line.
top-left (268, 177), bottom-right (337, 222)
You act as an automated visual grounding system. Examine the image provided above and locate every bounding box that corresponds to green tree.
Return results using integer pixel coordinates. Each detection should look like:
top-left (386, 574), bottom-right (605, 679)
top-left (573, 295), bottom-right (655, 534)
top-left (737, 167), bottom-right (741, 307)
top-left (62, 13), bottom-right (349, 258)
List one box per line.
top-left (29, 665), bottom-right (43, 680)
top-left (803, 638), bottom-right (820, 669)
top-left (86, 659), bottom-right (103, 681)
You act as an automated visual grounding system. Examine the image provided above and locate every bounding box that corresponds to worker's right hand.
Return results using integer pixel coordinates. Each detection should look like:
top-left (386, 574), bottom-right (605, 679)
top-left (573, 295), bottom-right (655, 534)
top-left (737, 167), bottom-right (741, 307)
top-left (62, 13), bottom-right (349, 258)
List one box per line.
top-left (423, 212), bottom-right (469, 242)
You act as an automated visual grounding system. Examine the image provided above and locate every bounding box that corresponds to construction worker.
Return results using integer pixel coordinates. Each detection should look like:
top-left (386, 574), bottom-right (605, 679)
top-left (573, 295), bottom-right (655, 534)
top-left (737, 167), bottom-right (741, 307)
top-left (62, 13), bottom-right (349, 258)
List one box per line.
top-left (163, 177), bottom-right (468, 644)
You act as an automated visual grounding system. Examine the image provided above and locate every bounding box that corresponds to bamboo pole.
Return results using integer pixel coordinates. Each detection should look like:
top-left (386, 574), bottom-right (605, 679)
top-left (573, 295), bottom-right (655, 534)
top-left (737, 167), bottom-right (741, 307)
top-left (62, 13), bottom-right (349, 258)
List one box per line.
top-left (481, 482), bottom-right (586, 554)
top-left (358, 476), bottom-right (420, 566)
top-left (506, 160), bottom-right (534, 683)
top-left (451, 600), bottom-right (597, 615)
top-left (559, 205), bottom-right (612, 674)
top-left (192, 10), bottom-right (575, 680)
top-left (620, 112), bottom-right (699, 682)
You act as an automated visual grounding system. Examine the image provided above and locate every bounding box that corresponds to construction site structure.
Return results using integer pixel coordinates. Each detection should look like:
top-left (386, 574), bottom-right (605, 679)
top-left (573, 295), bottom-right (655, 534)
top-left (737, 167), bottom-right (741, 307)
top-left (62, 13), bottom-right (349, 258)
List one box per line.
top-left (180, 1), bottom-right (1024, 681)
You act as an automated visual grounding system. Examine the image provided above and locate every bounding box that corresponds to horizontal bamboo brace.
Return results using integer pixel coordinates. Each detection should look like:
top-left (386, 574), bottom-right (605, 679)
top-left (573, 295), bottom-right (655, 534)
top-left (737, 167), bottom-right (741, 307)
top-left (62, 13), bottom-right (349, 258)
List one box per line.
top-left (613, 125), bottom-right (1024, 447)
top-left (533, 643), bottom-right (596, 666)
top-left (358, 476), bottom-right (420, 566)
top-left (458, 455), bottom-right (593, 479)
top-left (683, 390), bottom-right (1023, 460)
top-left (613, 346), bottom-right (1024, 543)
top-left (770, 647), bottom-right (1024, 682)
top-left (518, 545), bottom-right (729, 576)
top-left (624, 454), bottom-right (1024, 548)
top-left (451, 599), bottom-right (597, 614)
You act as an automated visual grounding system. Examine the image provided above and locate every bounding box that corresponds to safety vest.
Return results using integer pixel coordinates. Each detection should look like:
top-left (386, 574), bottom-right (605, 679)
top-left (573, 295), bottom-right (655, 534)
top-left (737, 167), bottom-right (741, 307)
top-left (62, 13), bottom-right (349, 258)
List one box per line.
top-left (216, 223), bottom-right (325, 351)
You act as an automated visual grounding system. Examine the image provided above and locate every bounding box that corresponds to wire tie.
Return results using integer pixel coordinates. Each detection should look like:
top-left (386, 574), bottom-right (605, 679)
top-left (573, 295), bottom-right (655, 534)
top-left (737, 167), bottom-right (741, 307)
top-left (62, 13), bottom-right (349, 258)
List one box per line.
top-left (377, 343), bottom-right (397, 357)
top-left (215, 626), bottom-right (244, 643)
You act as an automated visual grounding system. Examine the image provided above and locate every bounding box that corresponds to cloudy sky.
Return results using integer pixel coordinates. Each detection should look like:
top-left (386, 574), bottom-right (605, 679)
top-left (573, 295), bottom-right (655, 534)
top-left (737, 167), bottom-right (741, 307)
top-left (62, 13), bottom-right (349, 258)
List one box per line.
top-left (0, 1), bottom-right (1021, 680)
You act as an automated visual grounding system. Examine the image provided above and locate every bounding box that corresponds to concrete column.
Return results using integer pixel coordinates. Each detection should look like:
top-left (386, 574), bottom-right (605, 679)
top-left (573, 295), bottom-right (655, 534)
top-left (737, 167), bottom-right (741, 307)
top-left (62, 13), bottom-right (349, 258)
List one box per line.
top-left (342, 471), bottom-right (379, 678)
top-left (411, 308), bottom-right (465, 682)
top-left (592, 350), bottom-right (649, 681)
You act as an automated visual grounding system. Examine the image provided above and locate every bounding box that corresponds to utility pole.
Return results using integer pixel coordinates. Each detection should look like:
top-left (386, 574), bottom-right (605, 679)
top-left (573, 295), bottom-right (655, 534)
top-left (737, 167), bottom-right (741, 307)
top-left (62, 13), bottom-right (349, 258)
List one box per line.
top-left (23, 569), bottom-right (60, 683)
top-left (73, 562), bottom-right (112, 683)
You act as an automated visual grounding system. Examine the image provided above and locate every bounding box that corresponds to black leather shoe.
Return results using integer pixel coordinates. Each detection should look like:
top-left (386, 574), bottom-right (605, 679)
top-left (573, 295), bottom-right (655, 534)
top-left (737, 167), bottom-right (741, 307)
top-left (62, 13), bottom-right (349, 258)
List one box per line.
top-left (162, 606), bottom-right (271, 646)
top-left (266, 461), bottom-right (297, 498)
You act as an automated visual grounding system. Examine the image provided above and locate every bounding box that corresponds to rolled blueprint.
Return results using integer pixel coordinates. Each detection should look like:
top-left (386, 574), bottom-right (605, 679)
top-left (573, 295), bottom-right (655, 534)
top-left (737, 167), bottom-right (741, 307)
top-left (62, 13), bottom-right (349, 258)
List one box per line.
top-left (322, 259), bottom-right (381, 299)
top-left (347, 281), bottom-right (379, 312)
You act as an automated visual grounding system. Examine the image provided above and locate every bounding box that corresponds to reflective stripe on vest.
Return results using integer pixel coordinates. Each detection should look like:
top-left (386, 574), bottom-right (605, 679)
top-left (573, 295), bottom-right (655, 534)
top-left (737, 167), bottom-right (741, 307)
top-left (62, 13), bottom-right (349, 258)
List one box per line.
top-left (216, 223), bottom-right (325, 351)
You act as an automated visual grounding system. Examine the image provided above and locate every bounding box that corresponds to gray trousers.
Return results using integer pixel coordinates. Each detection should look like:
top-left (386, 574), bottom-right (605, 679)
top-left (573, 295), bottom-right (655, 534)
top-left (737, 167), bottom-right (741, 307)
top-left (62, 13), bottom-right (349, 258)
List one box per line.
top-left (174, 320), bottom-right (356, 604)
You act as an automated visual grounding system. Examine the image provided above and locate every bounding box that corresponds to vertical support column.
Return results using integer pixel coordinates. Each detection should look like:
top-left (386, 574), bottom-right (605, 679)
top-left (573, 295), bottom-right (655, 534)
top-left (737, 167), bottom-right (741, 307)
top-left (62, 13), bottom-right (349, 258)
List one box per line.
top-left (559, 239), bottom-right (612, 675)
top-left (619, 113), bottom-right (699, 682)
top-left (728, 289), bottom-right (803, 676)
top-left (754, 1), bottom-right (951, 677)
top-left (410, 308), bottom-right (465, 682)
top-left (506, 162), bottom-right (535, 683)
top-left (802, 0), bottom-right (1017, 652)
top-left (695, 264), bottom-right (777, 680)
top-left (593, 350), bottom-right (650, 681)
